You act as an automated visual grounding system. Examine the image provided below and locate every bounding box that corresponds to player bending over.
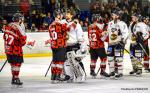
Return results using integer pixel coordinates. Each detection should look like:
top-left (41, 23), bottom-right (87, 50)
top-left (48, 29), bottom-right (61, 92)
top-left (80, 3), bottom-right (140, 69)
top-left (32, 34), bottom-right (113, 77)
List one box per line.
top-left (60, 9), bottom-right (87, 82)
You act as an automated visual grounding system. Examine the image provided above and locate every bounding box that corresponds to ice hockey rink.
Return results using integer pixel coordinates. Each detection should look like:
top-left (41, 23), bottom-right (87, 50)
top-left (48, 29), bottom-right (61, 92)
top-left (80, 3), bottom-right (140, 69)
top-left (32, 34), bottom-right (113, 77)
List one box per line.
top-left (0, 54), bottom-right (150, 93)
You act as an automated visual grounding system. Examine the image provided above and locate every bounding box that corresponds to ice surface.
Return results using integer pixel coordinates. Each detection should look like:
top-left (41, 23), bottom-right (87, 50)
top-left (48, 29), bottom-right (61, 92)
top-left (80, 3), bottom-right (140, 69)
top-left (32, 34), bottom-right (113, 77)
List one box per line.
top-left (0, 54), bottom-right (150, 93)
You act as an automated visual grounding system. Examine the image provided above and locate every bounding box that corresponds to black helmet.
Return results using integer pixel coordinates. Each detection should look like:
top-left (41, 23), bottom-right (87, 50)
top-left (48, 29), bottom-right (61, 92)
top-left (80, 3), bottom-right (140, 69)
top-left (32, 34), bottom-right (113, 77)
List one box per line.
top-left (142, 16), bottom-right (149, 21)
top-left (54, 9), bottom-right (62, 17)
top-left (131, 13), bottom-right (143, 22)
top-left (12, 13), bottom-right (24, 22)
top-left (111, 8), bottom-right (123, 16)
top-left (92, 14), bottom-right (101, 22)
top-left (131, 13), bottom-right (141, 19)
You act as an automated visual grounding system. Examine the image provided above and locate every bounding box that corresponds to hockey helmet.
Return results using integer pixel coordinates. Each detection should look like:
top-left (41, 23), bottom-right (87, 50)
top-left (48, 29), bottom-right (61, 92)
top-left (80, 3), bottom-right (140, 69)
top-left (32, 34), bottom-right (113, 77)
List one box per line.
top-left (92, 14), bottom-right (101, 22)
top-left (54, 9), bottom-right (62, 17)
top-left (131, 13), bottom-right (141, 19)
top-left (12, 13), bottom-right (24, 22)
top-left (111, 8), bottom-right (123, 17)
top-left (142, 16), bottom-right (149, 21)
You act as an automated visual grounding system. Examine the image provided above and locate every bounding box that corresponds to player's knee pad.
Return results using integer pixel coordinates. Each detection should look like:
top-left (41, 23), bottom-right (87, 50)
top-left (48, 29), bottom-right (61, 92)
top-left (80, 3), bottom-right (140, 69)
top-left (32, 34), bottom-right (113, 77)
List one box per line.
top-left (130, 57), bottom-right (137, 65)
top-left (108, 57), bottom-right (114, 63)
top-left (108, 57), bottom-right (114, 67)
top-left (115, 57), bottom-right (123, 63)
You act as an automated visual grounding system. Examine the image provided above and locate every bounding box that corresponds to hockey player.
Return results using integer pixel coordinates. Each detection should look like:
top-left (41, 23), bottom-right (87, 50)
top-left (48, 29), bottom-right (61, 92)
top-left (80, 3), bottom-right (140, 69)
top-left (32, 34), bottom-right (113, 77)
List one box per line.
top-left (61, 9), bottom-right (87, 82)
top-left (88, 15), bottom-right (109, 78)
top-left (142, 16), bottom-right (150, 72)
top-left (107, 9), bottom-right (128, 79)
top-left (47, 10), bottom-right (69, 83)
top-left (3, 13), bottom-right (26, 86)
top-left (129, 14), bottom-right (149, 76)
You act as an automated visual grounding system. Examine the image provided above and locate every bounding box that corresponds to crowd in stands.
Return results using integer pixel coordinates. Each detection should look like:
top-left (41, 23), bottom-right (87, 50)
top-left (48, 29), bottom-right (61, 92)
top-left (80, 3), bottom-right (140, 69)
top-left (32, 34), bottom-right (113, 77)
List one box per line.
top-left (0, 0), bottom-right (150, 32)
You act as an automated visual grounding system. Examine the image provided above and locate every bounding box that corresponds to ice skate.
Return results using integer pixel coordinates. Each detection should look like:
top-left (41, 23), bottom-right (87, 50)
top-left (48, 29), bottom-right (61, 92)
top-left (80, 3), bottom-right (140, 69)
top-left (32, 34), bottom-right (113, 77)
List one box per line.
top-left (136, 69), bottom-right (142, 77)
top-left (90, 70), bottom-right (97, 79)
top-left (129, 70), bottom-right (137, 76)
top-left (11, 78), bottom-right (23, 88)
top-left (109, 71), bottom-right (116, 79)
top-left (114, 73), bottom-right (123, 80)
top-left (100, 72), bottom-right (110, 79)
top-left (144, 68), bottom-right (150, 73)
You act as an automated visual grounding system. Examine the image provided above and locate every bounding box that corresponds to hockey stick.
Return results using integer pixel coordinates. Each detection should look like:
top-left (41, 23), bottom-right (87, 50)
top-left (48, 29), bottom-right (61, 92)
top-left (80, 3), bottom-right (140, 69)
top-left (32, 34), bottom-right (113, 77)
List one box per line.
top-left (45, 61), bottom-right (52, 77)
top-left (0, 60), bottom-right (7, 72)
top-left (96, 66), bottom-right (101, 76)
top-left (119, 42), bottom-right (144, 66)
top-left (130, 23), bottom-right (149, 56)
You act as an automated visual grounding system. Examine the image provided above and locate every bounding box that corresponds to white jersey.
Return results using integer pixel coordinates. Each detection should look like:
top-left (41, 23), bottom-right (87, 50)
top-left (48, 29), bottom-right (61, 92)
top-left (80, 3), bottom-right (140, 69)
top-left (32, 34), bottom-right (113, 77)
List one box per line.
top-left (107, 20), bottom-right (129, 45)
top-left (61, 19), bottom-right (84, 46)
top-left (129, 22), bottom-right (149, 43)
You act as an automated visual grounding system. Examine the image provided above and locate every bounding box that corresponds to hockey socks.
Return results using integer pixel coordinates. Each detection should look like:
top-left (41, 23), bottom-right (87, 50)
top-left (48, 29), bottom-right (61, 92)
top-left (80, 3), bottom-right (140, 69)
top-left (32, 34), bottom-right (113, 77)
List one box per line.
top-left (10, 63), bottom-right (21, 79)
top-left (10, 63), bottom-right (23, 85)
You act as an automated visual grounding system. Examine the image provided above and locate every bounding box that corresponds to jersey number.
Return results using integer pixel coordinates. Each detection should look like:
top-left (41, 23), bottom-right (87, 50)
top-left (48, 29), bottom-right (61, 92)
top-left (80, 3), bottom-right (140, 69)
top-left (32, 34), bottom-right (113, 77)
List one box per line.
top-left (5, 34), bottom-right (14, 45)
top-left (51, 31), bottom-right (58, 40)
top-left (89, 33), bottom-right (97, 41)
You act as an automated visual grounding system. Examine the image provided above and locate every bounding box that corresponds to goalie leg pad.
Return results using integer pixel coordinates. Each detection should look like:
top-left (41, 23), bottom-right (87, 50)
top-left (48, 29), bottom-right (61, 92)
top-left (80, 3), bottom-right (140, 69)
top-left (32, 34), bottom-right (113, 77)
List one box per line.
top-left (64, 60), bottom-right (74, 80)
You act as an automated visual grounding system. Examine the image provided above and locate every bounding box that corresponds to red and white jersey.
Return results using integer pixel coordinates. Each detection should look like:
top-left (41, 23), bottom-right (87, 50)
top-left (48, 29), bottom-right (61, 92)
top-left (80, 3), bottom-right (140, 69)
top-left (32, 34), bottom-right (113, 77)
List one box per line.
top-left (3, 22), bottom-right (27, 56)
top-left (88, 23), bottom-right (105, 49)
top-left (48, 20), bottom-right (68, 48)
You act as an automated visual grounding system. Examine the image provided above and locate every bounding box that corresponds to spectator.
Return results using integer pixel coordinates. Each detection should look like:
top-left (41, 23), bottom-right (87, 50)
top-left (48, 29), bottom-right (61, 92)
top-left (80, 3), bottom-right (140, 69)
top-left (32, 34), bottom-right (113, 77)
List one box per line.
top-left (31, 23), bottom-right (38, 32)
top-left (103, 13), bottom-right (110, 25)
top-left (43, 12), bottom-right (54, 26)
top-left (83, 17), bottom-right (90, 27)
top-left (39, 23), bottom-right (48, 32)
top-left (0, 16), bottom-right (3, 32)
top-left (20, 0), bottom-right (30, 16)
top-left (122, 7), bottom-right (130, 26)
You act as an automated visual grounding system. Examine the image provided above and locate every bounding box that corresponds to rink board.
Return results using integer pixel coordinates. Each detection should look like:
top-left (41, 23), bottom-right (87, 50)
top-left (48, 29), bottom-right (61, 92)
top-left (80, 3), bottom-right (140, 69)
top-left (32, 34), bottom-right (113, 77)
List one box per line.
top-left (0, 32), bottom-right (149, 59)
